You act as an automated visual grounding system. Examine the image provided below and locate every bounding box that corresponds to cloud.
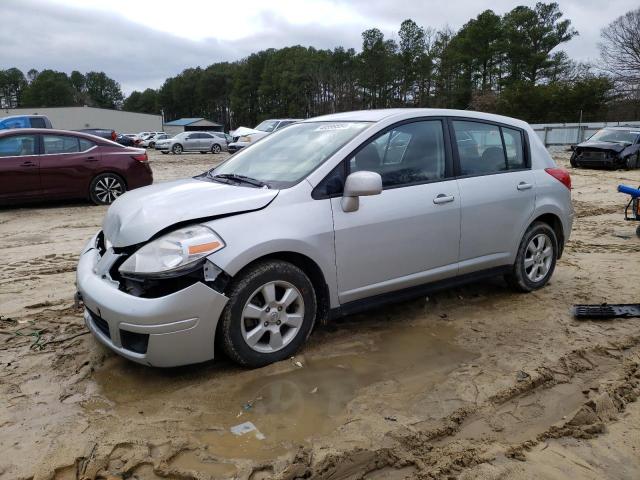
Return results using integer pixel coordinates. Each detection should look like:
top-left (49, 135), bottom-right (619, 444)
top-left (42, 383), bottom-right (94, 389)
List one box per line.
top-left (1, 0), bottom-right (637, 94)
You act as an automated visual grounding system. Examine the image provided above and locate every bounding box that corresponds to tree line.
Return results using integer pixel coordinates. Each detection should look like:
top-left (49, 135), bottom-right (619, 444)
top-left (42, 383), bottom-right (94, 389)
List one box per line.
top-left (3, 3), bottom-right (639, 128)
top-left (0, 69), bottom-right (123, 110)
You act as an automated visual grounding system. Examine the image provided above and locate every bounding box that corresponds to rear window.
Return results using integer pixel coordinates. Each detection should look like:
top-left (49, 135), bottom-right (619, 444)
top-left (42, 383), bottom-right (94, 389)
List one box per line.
top-left (30, 117), bottom-right (47, 128)
top-left (79, 139), bottom-right (95, 151)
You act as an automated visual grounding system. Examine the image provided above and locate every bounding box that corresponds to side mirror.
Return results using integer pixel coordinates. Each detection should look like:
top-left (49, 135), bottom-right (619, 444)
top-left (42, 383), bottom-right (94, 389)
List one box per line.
top-left (341, 171), bottom-right (382, 212)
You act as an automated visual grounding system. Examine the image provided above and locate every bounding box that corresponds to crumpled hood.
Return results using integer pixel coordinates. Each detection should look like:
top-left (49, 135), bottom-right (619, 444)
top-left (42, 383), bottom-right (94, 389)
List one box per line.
top-left (576, 141), bottom-right (626, 153)
top-left (231, 126), bottom-right (261, 137)
top-left (103, 178), bottom-right (278, 247)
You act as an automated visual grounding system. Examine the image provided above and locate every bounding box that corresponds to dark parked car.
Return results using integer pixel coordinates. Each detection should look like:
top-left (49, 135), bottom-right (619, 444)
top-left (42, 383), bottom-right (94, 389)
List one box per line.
top-left (570, 127), bottom-right (640, 169)
top-left (115, 133), bottom-right (136, 147)
top-left (78, 128), bottom-right (118, 142)
top-left (0, 129), bottom-right (153, 206)
top-left (0, 115), bottom-right (52, 129)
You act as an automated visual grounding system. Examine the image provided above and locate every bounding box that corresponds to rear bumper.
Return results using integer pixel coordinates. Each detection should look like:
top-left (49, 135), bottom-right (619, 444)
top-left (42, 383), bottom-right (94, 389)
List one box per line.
top-left (76, 242), bottom-right (228, 367)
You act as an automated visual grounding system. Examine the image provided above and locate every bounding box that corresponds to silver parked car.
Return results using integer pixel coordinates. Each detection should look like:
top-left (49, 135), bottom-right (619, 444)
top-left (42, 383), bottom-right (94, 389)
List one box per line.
top-left (76, 109), bottom-right (573, 367)
top-left (156, 131), bottom-right (227, 154)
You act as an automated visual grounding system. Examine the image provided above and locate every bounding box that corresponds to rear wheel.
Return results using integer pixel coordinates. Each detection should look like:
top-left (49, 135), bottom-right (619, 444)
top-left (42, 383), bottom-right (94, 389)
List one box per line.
top-left (149, 141), bottom-right (155, 148)
top-left (505, 222), bottom-right (558, 292)
top-left (220, 260), bottom-right (316, 367)
top-left (89, 173), bottom-right (126, 205)
top-left (211, 143), bottom-right (222, 154)
top-left (172, 144), bottom-right (183, 154)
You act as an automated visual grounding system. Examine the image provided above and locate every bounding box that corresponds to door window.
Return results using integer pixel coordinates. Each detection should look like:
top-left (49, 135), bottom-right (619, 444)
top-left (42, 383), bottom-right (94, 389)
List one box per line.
top-left (452, 120), bottom-right (527, 175)
top-left (350, 120), bottom-right (446, 188)
top-left (0, 135), bottom-right (37, 156)
top-left (43, 135), bottom-right (80, 154)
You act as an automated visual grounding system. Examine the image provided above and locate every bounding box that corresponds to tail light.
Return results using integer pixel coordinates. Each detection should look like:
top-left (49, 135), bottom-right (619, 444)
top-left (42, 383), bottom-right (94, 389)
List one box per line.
top-left (131, 153), bottom-right (148, 162)
top-left (545, 167), bottom-right (571, 190)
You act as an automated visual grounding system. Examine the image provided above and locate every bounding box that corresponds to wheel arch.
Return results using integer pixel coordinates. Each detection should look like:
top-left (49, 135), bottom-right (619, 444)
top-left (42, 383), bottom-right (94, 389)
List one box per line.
top-left (226, 251), bottom-right (331, 326)
top-left (529, 212), bottom-right (565, 258)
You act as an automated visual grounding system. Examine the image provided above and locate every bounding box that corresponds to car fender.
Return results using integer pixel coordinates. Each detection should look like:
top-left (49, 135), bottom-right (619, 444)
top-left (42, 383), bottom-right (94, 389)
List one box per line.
top-left (204, 186), bottom-right (340, 308)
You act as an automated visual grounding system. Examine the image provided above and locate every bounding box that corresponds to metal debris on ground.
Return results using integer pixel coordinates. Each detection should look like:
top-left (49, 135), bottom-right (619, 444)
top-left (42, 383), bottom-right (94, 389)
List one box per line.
top-left (573, 303), bottom-right (640, 320)
top-left (516, 370), bottom-right (531, 382)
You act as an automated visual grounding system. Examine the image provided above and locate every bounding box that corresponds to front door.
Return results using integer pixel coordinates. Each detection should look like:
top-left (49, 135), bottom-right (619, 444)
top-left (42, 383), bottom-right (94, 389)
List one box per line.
top-left (331, 119), bottom-right (461, 304)
top-left (0, 133), bottom-right (40, 202)
top-left (450, 119), bottom-right (536, 274)
top-left (183, 133), bottom-right (201, 151)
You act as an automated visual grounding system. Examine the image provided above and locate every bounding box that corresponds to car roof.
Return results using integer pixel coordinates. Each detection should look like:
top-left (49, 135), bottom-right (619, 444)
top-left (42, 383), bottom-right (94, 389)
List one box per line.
top-left (0, 128), bottom-right (115, 144)
top-left (305, 108), bottom-right (530, 129)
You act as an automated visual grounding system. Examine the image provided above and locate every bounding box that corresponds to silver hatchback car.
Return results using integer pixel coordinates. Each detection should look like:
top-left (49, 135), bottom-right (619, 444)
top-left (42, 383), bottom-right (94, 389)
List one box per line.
top-left (76, 109), bottom-right (573, 367)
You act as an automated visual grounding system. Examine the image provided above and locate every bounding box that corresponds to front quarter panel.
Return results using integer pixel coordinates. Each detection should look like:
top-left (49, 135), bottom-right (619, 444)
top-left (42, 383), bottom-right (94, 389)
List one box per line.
top-left (205, 182), bottom-right (339, 307)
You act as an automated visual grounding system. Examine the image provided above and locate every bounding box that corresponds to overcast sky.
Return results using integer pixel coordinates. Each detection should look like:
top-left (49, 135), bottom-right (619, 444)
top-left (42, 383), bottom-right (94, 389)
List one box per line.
top-left (1, 0), bottom-right (636, 94)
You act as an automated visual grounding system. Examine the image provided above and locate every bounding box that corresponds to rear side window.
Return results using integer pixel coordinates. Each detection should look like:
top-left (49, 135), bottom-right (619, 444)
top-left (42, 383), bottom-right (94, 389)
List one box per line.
top-left (0, 117), bottom-right (30, 129)
top-left (502, 127), bottom-right (525, 169)
top-left (79, 139), bottom-right (95, 151)
top-left (30, 117), bottom-right (47, 128)
top-left (0, 135), bottom-right (37, 156)
top-left (350, 120), bottom-right (446, 188)
top-left (452, 120), bottom-right (527, 175)
top-left (43, 135), bottom-right (80, 154)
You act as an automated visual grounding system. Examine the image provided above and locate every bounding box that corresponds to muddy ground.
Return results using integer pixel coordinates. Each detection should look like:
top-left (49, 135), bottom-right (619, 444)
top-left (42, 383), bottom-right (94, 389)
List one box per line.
top-left (1, 148), bottom-right (639, 480)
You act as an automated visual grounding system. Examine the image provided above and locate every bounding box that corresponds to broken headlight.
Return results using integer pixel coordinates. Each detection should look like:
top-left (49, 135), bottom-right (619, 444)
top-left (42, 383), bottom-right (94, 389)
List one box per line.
top-left (118, 225), bottom-right (225, 278)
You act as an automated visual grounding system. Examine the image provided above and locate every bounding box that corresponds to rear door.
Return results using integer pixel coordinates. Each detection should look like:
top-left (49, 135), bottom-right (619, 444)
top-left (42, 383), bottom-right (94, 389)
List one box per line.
top-left (0, 134), bottom-right (40, 202)
top-left (450, 119), bottom-right (536, 274)
top-left (39, 134), bottom-right (99, 198)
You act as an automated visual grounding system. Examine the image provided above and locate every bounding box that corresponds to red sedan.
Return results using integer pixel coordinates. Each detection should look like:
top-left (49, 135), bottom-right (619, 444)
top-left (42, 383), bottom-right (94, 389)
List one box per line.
top-left (0, 129), bottom-right (153, 205)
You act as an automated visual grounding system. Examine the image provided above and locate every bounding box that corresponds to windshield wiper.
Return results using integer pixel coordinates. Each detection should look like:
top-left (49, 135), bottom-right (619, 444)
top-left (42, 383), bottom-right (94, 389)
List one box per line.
top-left (211, 173), bottom-right (269, 188)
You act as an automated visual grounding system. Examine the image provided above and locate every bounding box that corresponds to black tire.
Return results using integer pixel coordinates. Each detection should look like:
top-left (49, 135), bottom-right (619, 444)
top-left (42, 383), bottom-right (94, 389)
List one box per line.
top-left (625, 153), bottom-right (639, 170)
top-left (161, 151), bottom-right (169, 155)
top-left (89, 173), bottom-right (126, 205)
top-left (505, 222), bottom-right (558, 293)
top-left (172, 144), bottom-right (183, 154)
top-left (570, 156), bottom-right (578, 168)
top-left (211, 143), bottom-right (222, 154)
top-left (220, 260), bottom-right (317, 368)
top-left (149, 142), bottom-right (155, 148)
top-left (200, 151), bottom-right (207, 154)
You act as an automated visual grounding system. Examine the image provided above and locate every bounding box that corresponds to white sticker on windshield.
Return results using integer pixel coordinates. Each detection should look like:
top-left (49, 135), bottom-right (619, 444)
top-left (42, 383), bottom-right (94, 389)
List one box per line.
top-left (314, 123), bottom-right (351, 131)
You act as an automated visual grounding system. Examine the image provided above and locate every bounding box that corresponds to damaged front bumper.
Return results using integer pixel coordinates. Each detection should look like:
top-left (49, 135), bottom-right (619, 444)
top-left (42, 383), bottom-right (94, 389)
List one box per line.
top-left (76, 237), bottom-right (228, 367)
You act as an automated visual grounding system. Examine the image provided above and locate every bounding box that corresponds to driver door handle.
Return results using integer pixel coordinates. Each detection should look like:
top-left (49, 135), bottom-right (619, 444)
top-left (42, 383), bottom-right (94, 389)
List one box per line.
top-left (517, 182), bottom-right (533, 191)
top-left (433, 194), bottom-right (455, 204)
top-left (85, 156), bottom-right (97, 162)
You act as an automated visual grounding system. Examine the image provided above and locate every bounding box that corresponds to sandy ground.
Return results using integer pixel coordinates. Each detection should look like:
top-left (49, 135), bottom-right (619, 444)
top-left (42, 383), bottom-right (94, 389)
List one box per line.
top-left (1, 148), bottom-right (639, 480)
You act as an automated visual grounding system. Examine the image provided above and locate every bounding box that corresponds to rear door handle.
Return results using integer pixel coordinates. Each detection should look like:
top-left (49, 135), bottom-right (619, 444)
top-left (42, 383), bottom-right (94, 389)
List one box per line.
top-left (20, 160), bottom-right (37, 167)
top-left (433, 194), bottom-right (455, 204)
top-left (517, 182), bottom-right (533, 191)
top-left (85, 156), bottom-right (97, 162)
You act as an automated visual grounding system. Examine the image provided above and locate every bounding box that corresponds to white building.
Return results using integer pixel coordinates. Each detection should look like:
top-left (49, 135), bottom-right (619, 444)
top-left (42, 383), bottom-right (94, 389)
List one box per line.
top-left (1, 106), bottom-right (162, 133)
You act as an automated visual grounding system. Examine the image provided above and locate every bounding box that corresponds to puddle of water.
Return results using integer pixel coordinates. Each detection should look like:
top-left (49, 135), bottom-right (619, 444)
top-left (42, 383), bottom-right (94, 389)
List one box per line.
top-left (93, 317), bottom-right (475, 463)
top-left (169, 450), bottom-right (237, 477)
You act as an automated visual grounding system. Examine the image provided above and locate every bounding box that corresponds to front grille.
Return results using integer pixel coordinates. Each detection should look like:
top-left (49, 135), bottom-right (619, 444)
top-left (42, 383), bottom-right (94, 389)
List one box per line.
top-left (581, 151), bottom-right (606, 161)
top-left (88, 308), bottom-right (110, 339)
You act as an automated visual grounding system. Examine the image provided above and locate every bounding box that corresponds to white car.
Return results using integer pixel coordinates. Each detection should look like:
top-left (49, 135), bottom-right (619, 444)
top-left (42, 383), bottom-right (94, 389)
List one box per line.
top-left (228, 119), bottom-right (300, 153)
top-left (140, 133), bottom-right (169, 148)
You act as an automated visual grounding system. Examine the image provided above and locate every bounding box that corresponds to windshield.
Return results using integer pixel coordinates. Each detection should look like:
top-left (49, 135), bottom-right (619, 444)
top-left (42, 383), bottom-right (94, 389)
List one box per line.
top-left (210, 121), bottom-right (371, 188)
top-left (588, 128), bottom-right (639, 145)
top-left (255, 120), bottom-right (279, 132)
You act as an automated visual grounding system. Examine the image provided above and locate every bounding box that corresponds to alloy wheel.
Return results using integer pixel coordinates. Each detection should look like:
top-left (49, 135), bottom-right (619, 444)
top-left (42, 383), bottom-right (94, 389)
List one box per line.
top-left (240, 280), bottom-right (305, 353)
top-left (524, 233), bottom-right (553, 282)
top-left (94, 176), bottom-right (124, 204)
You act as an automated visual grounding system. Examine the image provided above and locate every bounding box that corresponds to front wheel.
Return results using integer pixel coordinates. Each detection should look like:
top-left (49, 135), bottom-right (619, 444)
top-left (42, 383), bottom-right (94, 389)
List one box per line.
top-left (89, 173), bottom-right (126, 205)
top-left (211, 143), bottom-right (222, 154)
top-left (505, 222), bottom-right (558, 292)
top-left (172, 144), bottom-right (183, 154)
top-left (219, 260), bottom-right (317, 367)
top-left (149, 142), bottom-right (155, 148)
top-left (625, 154), bottom-right (639, 170)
